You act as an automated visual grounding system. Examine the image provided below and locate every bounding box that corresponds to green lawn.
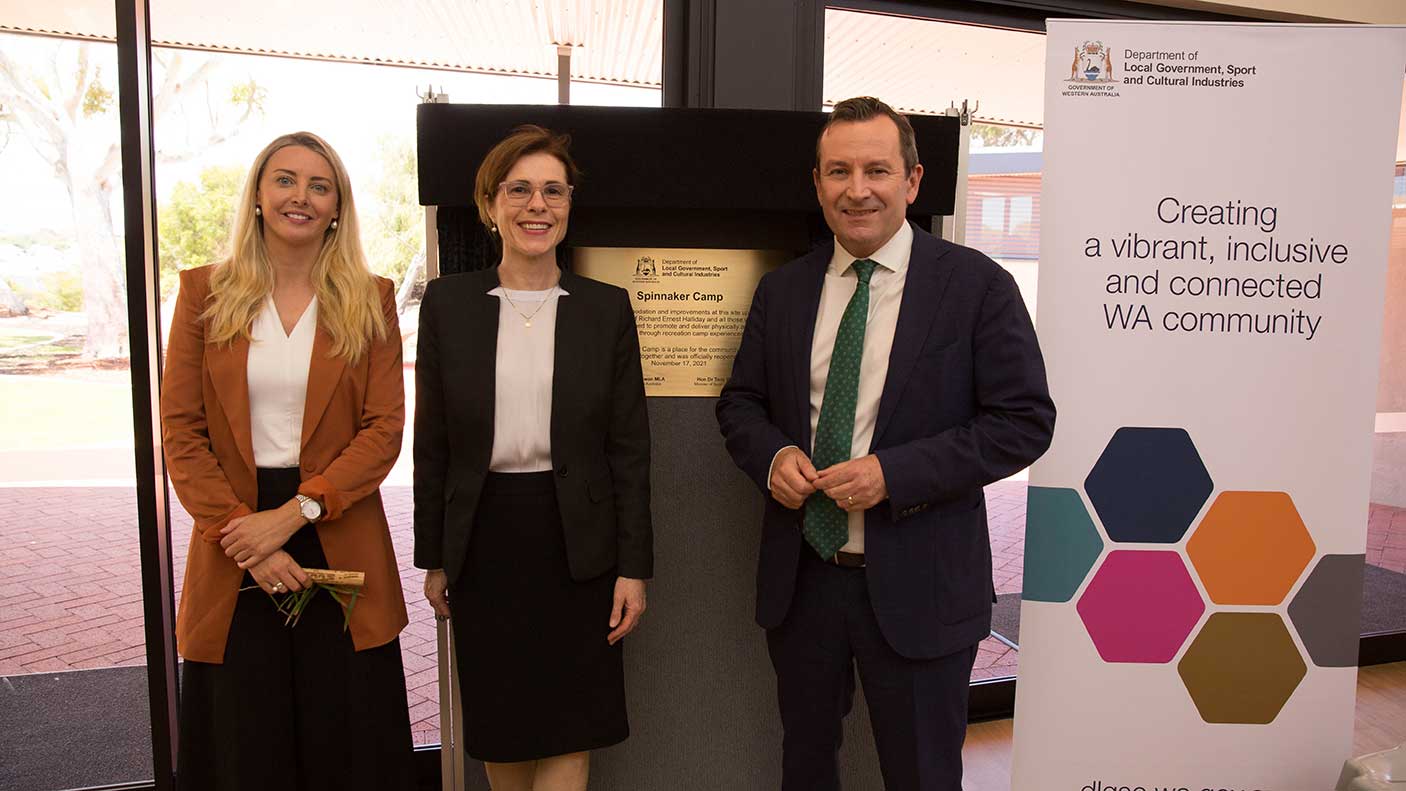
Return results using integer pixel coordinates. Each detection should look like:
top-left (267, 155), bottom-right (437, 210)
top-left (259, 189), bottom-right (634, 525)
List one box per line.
top-left (0, 374), bottom-right (135, 449)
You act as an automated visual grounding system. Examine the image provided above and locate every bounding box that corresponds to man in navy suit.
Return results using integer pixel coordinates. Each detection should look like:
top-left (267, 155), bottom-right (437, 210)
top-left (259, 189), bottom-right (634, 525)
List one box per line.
top-left (716, 97), bottom-right (1055, 790)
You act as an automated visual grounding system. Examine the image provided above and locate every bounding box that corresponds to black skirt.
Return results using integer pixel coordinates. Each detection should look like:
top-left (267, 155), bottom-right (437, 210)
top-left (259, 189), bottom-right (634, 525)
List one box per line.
top-left (176, 467), bottom-right (415, 791)
top-left (449, 471), bottom-right (628, 762)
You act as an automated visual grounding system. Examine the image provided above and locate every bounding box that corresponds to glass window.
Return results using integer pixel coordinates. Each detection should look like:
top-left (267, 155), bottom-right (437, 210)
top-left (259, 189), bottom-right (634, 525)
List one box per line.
top-left (982, 196), bottom-right (1007, 232)
top-left (0, 28), bottom-right (154, 789)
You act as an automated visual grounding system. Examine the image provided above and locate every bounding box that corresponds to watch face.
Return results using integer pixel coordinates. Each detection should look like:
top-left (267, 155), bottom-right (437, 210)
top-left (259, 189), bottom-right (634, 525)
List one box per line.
top-left (301, 498), bottom-right (321, 520)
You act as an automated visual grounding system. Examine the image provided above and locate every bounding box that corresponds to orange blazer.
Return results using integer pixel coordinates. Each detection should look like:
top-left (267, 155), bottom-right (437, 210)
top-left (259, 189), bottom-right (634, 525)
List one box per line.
top-left (161, 265), bottom-right (408, 663)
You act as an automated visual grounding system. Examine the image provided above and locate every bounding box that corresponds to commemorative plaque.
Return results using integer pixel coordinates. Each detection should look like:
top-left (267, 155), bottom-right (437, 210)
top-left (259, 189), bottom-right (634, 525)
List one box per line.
top-left (574, 247), bottom-right (787, 397)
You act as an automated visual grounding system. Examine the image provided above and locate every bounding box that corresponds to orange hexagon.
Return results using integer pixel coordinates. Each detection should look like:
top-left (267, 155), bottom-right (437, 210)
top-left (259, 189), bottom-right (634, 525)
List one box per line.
top-left (1186, 491), bottom-right (1315, 605)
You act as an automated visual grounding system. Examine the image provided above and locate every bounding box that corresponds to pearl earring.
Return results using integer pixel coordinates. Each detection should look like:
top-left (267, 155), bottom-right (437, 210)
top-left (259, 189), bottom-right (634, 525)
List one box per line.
top-left (330, 219), bottom-right (338, 230)
top-left (254, 206), bottom-right (262, 216)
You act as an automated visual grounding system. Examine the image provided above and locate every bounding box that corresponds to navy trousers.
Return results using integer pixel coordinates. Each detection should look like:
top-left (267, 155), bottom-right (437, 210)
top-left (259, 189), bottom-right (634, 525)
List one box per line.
top-left (766, 550), bottom-right (979, 791)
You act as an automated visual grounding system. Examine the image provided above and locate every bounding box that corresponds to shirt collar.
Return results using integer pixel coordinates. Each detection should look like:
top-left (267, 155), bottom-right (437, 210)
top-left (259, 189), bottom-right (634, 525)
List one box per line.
top-left (487, 284), bottom-right (570, 297)
top-left (827, 220), bottom-right (913, 278)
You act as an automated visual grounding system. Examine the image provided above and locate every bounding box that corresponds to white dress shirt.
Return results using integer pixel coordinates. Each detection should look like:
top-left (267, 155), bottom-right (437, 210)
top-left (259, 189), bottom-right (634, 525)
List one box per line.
top-left (772, 222), bottom-right (913, 554)
top-left (247, 295), bottom-right (317, 468)
top-left (487, 285), bottom-right (569, 473)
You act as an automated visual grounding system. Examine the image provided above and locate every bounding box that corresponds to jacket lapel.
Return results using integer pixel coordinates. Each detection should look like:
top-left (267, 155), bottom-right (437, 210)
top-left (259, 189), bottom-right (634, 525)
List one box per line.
top-left (788, 246), bottom-right (831, 453)
top-left (300, 322), bottom-right (347, 452)
top-left (550, 271), bottom-right (583, 461)
top-left (205, 335), bottom-right (256, 473)
top-left (468, 269), bottom-right (502, 471)
top-left (872, 226), bottom-right (955, 447)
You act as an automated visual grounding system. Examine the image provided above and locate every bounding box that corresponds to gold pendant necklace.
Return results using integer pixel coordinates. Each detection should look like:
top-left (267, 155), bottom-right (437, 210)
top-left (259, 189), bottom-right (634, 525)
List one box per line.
top-left (500, 289), bottom-right (552, 328)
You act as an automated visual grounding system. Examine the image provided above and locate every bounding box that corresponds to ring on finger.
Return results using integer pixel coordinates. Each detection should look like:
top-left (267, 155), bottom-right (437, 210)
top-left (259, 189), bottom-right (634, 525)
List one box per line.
top-left (845, 495), bottom-right (854, 505)
top-left (272, 582), bottom-right (286, 593)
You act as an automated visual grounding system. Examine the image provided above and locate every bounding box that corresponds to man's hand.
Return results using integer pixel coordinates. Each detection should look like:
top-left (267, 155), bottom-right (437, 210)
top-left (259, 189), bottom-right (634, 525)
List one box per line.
top-left (814, 454), bottom-right (888, 512)
top-left (424, 569), bottom-right (451, 621)
top-left (769, 446), bottom-right (819, 509)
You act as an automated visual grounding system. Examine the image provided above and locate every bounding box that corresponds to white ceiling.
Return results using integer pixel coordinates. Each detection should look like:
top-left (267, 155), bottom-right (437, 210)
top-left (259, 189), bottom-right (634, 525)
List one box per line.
top-left (0, 0), bottom-right (663, 86)
top-left (823, 8), bottom-right (1047, 127)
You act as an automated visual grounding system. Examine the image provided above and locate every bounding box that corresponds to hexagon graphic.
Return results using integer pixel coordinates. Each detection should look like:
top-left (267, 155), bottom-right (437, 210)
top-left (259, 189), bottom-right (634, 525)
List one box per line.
top-left (1288, 554), bottom-right (1365, 667)
top-left (1076, 550), bottom-right (1205, 663)
top-left (1187, 491), bottom-right (1316, 606)
top-left (1022, 487), bottom-right (1105, 603)
top-left (1178, 612), bottom-right (1307, 724)
top-left (1084, 427), bottom-right (1213, 543)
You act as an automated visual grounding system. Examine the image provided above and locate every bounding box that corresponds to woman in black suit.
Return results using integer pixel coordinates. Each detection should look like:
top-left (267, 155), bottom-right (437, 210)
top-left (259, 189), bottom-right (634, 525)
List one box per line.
top-left (413, 125), bottom-right (652, 791)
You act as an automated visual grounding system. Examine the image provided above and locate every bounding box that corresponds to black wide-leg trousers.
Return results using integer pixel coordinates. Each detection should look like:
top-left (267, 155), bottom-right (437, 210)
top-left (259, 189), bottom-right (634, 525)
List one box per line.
top-left (176, 467), bottom-right (415, 791)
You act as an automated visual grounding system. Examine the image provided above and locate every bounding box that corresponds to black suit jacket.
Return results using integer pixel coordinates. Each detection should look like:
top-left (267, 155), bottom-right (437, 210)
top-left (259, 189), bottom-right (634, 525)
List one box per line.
top-left (716, 224), bottom-right (1054, 659)
top-left (413, 268), bottom-right (653, 586)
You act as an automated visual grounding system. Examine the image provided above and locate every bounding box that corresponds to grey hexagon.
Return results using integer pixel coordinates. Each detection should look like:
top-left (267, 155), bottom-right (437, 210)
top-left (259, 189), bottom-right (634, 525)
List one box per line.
top-left (1287, 554), bottom-right (1364, 667)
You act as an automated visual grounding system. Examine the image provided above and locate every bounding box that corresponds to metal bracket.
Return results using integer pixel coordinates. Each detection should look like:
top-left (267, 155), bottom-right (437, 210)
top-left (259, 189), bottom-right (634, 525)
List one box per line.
top-left (946, 98), bottom-right (979, 127)
top-left (418, 85), bottom-right (450, 104)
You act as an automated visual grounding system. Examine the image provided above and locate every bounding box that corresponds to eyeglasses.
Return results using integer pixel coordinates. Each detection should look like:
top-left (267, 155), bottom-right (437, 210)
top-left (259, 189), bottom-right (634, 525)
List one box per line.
top-left (497, 180), bottom-right (574, 207)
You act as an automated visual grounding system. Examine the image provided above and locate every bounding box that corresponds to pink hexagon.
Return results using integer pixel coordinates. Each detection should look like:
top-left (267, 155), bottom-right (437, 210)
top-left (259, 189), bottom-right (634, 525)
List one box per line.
top-left (1077, 550), bottom-right (1206, 663)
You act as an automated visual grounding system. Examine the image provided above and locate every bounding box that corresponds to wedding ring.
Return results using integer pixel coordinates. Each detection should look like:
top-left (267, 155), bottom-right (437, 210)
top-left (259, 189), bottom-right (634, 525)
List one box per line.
top-left (846, 496), bottom-right (854, 505)
top-left (272, 582), bottom-right (286, 593)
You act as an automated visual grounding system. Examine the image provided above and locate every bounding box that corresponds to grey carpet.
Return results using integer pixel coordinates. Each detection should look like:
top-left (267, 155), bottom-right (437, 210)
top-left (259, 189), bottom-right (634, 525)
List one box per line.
top-left (991, 593), bottom-right (1022, 647)
top-left (0, 665), bottom-right (154, 790)
top-left (1362, 563), bottom-right (1406, 634)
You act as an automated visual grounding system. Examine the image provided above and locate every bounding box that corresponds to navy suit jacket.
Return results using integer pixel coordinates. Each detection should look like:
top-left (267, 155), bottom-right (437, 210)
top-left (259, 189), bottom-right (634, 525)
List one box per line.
top-left (716, 223), bottom-right (1055, 659)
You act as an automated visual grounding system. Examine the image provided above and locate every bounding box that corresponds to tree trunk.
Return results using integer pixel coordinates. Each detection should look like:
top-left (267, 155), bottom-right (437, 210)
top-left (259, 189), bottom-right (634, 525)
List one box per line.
top-left (66, 172), bottom-right (128, 360)
top-left (0, 278), bottom-right (27, 317)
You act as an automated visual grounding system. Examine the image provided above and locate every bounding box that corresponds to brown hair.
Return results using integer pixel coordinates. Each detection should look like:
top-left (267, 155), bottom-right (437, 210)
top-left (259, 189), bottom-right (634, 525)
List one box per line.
top-left (473, 124), bottom-right (581, 230)
top-left (816, 97), bottom-right (920, 175)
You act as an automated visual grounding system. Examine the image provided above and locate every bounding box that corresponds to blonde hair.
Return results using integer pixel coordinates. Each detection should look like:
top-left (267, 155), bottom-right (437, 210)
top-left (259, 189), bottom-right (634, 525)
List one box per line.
top-left (203, 132), bottom-right (387, 361)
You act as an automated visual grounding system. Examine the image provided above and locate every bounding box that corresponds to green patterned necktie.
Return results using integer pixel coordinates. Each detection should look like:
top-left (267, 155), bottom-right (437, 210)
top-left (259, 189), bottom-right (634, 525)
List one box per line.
top-left (803, 258), bottom-right (878, 560)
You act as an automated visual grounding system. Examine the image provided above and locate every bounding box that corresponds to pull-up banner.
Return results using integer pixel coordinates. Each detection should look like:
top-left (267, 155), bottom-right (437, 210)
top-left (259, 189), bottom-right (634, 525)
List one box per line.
top-left (1013, 21), bottom-right (1405, 791)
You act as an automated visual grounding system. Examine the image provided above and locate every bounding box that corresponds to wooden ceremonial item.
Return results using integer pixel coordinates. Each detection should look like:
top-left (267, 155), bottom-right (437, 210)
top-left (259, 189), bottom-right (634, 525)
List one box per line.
top-left (303, 568), bottom-right (366, 588)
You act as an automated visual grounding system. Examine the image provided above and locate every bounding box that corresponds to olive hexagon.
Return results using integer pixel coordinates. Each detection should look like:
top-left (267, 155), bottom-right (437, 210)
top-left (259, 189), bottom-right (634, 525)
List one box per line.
top-left (1076, 550), bottom-right (1205, 663)
top-left (1177, 612), bottom-right (1307, 724)
top-left (1022, 486), bottom-right (1105, 603)
top-left (1084, 427), bottom-right (1213, 543)
top-left (1186, 491), bottom-right (1316, 606)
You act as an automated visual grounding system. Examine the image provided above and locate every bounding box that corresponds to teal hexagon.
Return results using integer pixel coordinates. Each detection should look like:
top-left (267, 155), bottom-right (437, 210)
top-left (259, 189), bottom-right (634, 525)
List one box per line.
top-left (1022, 486), bottom-right (1105, 602)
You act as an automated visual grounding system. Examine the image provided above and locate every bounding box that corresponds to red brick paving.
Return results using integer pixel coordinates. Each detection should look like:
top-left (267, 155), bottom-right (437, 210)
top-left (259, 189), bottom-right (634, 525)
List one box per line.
top-left (1368, 501), bottom-right (1406, 574)
top-left (0, 485), bottom-right (442, 744)
top-left (4, 481), bottom-right (1402, 740)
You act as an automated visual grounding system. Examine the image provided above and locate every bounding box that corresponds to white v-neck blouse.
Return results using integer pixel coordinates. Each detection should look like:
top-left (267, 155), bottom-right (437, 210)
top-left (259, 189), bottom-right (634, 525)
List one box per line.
top-left (247, 295), bottom-right (317, 468)
top-left (486, 285), bottom-right (568, 473)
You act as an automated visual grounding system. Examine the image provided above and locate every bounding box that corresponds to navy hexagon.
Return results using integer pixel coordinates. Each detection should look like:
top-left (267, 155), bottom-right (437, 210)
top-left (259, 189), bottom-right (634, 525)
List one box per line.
top-left (1084, 427), bottom-right (1213, 543)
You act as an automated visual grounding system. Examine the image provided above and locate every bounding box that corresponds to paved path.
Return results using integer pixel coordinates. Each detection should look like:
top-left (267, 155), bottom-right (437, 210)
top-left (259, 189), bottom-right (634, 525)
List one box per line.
top-left (3, 481), bottom-right (1402, 744)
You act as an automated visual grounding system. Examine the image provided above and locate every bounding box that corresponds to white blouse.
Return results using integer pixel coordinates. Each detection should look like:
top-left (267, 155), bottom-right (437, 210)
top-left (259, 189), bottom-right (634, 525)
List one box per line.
top-left (247, 295), bottom-right (317, 468)
top-left (487, 285), bottom-right (568, 473)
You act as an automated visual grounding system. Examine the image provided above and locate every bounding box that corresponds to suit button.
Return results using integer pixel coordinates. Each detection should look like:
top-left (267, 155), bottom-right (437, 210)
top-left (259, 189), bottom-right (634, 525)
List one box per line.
top-left (557, 466), bottom-right (568, 477)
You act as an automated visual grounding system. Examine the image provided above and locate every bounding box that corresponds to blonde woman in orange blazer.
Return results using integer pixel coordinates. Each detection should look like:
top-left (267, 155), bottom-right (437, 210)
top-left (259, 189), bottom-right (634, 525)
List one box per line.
top-left (161, 132), bottom-right (414, 791)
